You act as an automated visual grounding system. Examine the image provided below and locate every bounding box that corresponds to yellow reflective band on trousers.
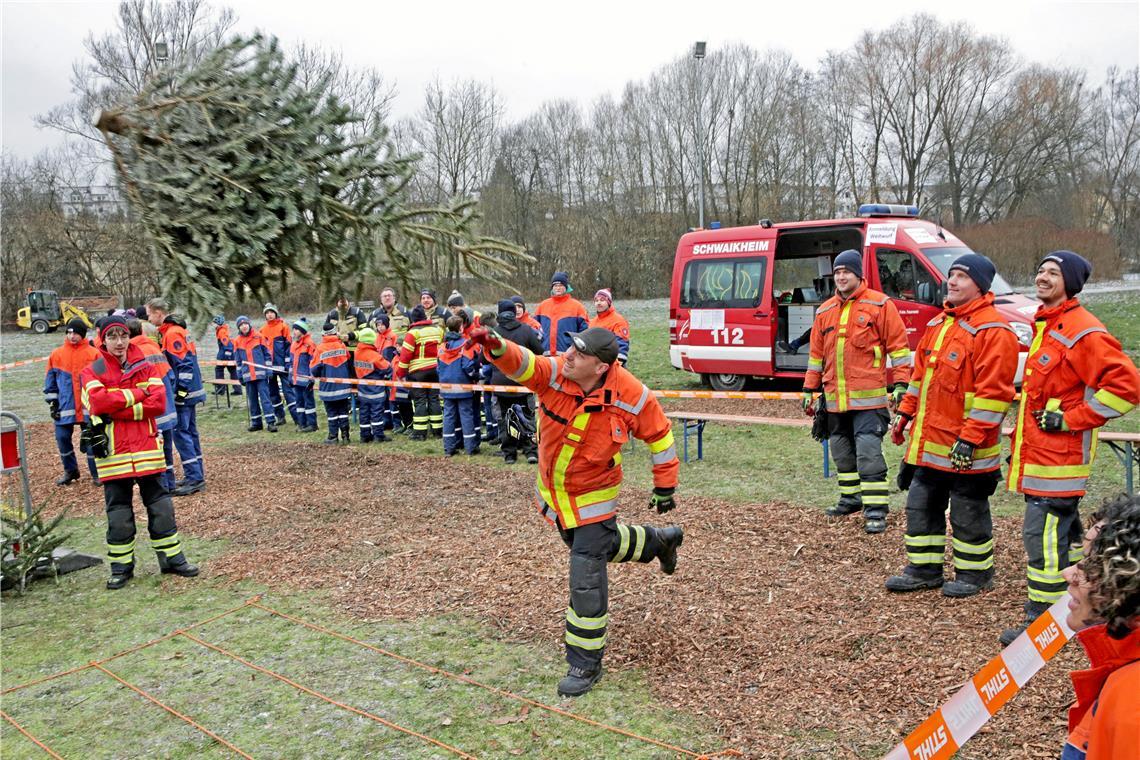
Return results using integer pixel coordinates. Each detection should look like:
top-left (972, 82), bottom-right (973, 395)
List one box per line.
top-left (1028, 514), bottom-right (1066, 602)
top-left (565, 630), bottom-right (606, 650)
top-left (835, 301), bottom-right (853, 412)
top-left (566, 607), bottom-right (608, 630)
top-left (907, 318), bottom-right (955, 465)
top-left (1009, 320), bottom-right (1048, 491)
top-left (151, 533), bottom-right (183, 558)
top-left (837, 471), bottom-right (860, 495)
top-left (107, 540), bottom-right (134, 563)
top-left (860, 480), bottom-right (889, 506)
top-left (905, 534), bottom-right (945, 565)
top-left (612, 524), bottom-right (647, 563)
top-left (951, 536), bottom-right (994, 570)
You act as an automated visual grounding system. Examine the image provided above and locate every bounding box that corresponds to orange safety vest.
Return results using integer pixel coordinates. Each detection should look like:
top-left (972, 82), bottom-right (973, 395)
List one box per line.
top-left (897, 293), bottom-right (1019, 473)
top-left (1008, 299), bottom-right (1139, 497)
top-left (486, 340), bottom-right (679, 529)
top-left (804, 282), bottom-right (912, 412)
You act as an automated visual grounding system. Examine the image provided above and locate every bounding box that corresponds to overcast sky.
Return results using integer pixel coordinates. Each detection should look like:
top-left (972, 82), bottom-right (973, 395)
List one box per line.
top-left (3, 0), bottom-right (1138, 161)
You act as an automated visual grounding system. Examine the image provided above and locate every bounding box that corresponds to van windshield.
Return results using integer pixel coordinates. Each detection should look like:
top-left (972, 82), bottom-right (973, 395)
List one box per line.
top-left (921, 246), bottom-right (1014, 295)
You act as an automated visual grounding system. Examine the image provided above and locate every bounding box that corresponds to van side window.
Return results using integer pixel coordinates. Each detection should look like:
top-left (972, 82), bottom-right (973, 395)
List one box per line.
top-left (681, 257), bottom-right (768, 309)
top-left (876, 250), bottom-right (939, 305)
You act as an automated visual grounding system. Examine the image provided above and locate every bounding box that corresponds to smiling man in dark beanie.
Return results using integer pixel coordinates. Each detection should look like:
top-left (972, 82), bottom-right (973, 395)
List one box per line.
top-left (887, 252), bottom-right (1019, 598)
top-left (999, 250), bottom-right (1140, 645)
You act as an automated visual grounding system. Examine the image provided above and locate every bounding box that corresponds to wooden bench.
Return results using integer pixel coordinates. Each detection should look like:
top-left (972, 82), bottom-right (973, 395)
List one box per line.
top-left (667, 412), bottom-right (1140, 494)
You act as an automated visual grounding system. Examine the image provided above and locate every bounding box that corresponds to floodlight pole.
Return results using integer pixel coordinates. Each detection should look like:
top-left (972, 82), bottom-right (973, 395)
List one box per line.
top-left (694, 41), bottom-right (706, 229)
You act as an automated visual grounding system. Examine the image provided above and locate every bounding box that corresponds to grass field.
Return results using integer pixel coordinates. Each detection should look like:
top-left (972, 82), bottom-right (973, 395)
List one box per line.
top-left (2, 291), bottom-right (1137, 758)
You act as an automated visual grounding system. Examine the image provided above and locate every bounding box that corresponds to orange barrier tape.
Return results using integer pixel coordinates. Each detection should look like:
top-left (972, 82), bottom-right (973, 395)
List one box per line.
top-left (0, 709), bottom-right (65, 759)
top-left (91, 662), bottom-right (254, 759)
top-left (1, 597), bottom-right (258, 695)
top-left (884, 594), bottom-right (1075, 760)
top-left (0, 356), bottom-right (49, 371)
top-left (179, 631), bottom-right (477, 759)
top-left (251, 601), bottom-right (734, 759)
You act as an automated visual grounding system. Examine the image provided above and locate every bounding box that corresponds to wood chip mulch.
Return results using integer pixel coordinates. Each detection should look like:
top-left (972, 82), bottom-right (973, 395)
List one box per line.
top-left (13, 421), bottom-right (1082, 759)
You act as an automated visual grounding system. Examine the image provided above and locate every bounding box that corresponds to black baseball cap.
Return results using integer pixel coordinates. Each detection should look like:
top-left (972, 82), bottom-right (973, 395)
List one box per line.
top-left (564, 327), bottom-right (619, 365)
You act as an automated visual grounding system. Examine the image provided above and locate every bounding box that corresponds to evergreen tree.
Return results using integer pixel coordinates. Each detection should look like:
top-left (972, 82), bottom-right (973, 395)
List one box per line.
top-left (96, 35), bottom-right (528, 326)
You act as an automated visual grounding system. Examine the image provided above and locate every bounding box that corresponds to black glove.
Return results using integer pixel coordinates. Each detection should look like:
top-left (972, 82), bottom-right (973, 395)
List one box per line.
top-left (175, 387), bottom-right (189, 403)
top-left (897, 461), bottom-right (916, 491)
top-left (1033, 409), bottom-right (1068, 432)
top-left (950, 439), bottom-right (975, 471)
top-left (48, 399), bottom-right (60, 421)
top-left (85, 418), bottom-right (110, 459)
top-left (810, 397), bottom-right (829, 442)
top-left (649, 487), bottom-right (676, 514)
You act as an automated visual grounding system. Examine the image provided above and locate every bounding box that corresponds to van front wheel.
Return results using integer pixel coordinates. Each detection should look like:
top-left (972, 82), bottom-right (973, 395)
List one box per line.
top-left (709, 373), bottom-right (747, 392)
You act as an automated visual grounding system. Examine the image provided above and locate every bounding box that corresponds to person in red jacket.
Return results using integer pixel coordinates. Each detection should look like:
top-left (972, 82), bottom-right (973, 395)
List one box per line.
top-left (998, 251), bottom-right (1140, 645)
top-left (886, 254), bottom-right (1019, 597)
top-left (44, 318), bottom-right (101, 485)
top-left (588, 289), bottom-right (631, 366)
top-left (80, 316), bottom-right (199, 590)
top-left (535, 271), bottom-right (589, 355)
top-left (1061, 494), bottom-right (1140, 760)
top-left (469, 325), bottom-right (684, 698)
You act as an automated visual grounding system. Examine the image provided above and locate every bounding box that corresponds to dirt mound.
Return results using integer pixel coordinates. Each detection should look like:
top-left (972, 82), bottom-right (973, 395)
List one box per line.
top-left (16, 425), bottom-right (1079, 758)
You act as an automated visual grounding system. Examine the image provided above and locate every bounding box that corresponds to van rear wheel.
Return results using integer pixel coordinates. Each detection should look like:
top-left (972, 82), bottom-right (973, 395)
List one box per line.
top-left (709, 373), bottom-right (746, 392)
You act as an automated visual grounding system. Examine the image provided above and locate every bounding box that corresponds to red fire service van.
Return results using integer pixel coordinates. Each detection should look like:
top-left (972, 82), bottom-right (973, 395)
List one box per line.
top-left (669, 204), bottom-right (1038, 390)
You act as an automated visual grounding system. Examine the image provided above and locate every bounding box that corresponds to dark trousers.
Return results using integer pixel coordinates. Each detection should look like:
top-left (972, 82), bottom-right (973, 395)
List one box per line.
top-left (1023, 495), bottom-right (1083, 606)
top-left (556, 516), bottom-right (669, 670)
top-left (104, 474), bottom-right (184, 573)
top-left (161, 430), bottom-right (175, 492)
top-left (902, 466), bottom-right (998, 583)
top-left (827, 408), bottom-right (890, 518)
top-left (358, 394), bottom-right (387, 442)
top-left (293, 384), bottom-right (317, 429)
top-left (266, 371), bottom-right (298, 424)
top-left (246, 378), bottom-right (276, 427)
top-left (408, 369), bottom-right (443, 435)
top-left (173, 405), bottom-right (204, 483)
top-left (442, 396), bottom-right (478, 453)
top-left (496, 394), bottom-right (535, 459)
top-left (54, 423), bottom-right (98, 478)
top-left (323, 398), bottom-right (351, 439)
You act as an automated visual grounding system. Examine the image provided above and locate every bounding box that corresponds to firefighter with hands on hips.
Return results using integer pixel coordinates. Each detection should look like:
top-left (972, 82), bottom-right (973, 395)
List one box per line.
top-left (261, 303), bottom-right (298, 426)
top-left (802, 249), bottom-right (912, 534)
top-left (145, 298), bottom-right (206, 497)
top-left (352, 326), bottom-right (390, 443)
top-left (211, 315), bottom-right (240, 395)
top-left (998, 251), bottom-right (1140, 646)
top-left (535, 271), bottom-right (590, 356)
top-left (468, 324), bottom-right (684, 698)
top-left (80, 316), bottom-right (199, 590)
top-left (127, 319), bottom-right (179, 492)
top-left (290, 318), bottom-right (319, 433)
top-left (233, 315), bottom-right (278, 433)
top-left (44, 318), bottom-right (102, 486)
top-left (589, 289), bottom-right (631, 366)
top-left (396, 305), bottom-right (445, 440)
top-left (886, 253), bottom-right (1019, 597)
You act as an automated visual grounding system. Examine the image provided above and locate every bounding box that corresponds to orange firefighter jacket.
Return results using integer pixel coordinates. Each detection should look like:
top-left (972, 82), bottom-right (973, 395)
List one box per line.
top-left (79, 345), bottom-right (168, 481)
top-left (484, 339), bottom-right (679, 529)
top-left (897, 293), bottom-right (1019, 473)
top-left (1008, 298), bottom-right (1139, 497)
top-left (804, 282), bottom-right (912, 412)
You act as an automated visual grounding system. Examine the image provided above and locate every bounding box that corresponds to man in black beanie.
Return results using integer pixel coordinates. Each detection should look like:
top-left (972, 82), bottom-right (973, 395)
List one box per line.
top-left (44, 318), bottom-right (101, 485)
top-left (998, 250), bottom-right (1140, 644)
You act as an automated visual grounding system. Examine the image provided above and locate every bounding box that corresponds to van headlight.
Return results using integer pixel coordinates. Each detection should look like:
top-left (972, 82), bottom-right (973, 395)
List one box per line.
top-left (1012, 322), bottom-right (1033, 347)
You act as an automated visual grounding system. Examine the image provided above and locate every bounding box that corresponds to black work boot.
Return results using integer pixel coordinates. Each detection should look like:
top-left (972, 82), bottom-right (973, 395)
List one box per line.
top-left (173, 480), bottom-right (206, 497)
top-left (825, 502), bottom-right (862, 517)
top-left (158, 552), bottom-right (200, 578)
top-left (656, 526), bottom-right (684, 575)
top-left (943, 570), bottom-right (994, 598)
top-left (56, 470), bottom-right (81, 486)
top-left (999, 601), bottom-right (1050, 646)
top-left (557, 664), bottom-right (603, 697)
top-left (864, 516), bottom-right (887, 534)
top-left (267, 422), bottom-right (279, 433)
top-left (885, 567), bottom-right (944, 592)
top-left (106, 564), bottom-right (134, 590)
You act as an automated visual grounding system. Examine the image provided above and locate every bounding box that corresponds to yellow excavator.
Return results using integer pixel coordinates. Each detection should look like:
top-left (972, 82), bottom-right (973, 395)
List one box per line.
top-left (16, 290), bottom-right (93, 334)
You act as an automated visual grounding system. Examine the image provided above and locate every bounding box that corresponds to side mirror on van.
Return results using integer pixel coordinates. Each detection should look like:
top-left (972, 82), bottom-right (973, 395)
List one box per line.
top-left (938, 281), bottom-right (948, 304)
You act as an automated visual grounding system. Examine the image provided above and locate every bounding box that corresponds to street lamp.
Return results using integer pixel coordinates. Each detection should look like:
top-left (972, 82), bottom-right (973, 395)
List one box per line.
top-left (693, 41), bottom-right (706, 229)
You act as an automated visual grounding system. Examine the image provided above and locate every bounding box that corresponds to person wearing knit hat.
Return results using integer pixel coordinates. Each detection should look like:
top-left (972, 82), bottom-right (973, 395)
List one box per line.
top-left (510, 295), bottom-right (544, 339)
top-left (233, 315), bottom-right (278, 433)
top-left (490, 298), bottom-right (545, 463)
top-left (997, 251), bottom-right (1140, 646)
top-left (312, 321), bottom-right (354, 443)
top-left (79, 314), bottom-right (200, 588)
top-left (535, 271), bottom-right (589, 355)
top-left (44, 315), bottom-right (101, 485)
top-left (260, 301), bottom-right (297, 427)
top-left (447, 290), bottom-right (465, 309)
top-left (397, 301), bottom-right (445, 439)
top-left (885, 252), bottom-right (1020, 597)
top-left (289, 318), bottom-right (319, 432)
top-left (803, 248), bottom-right (912, 534)
top-left (211, 315), bottom-right (241, 397)
top-left (352, 326), bottom-right (390, 444)
top-left (418, 289), bottom-right (448, 329)
top-left (588, 289), bottom-right (631, 366)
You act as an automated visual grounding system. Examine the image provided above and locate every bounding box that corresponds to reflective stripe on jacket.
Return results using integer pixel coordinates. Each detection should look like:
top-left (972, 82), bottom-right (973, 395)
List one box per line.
top-left (535, 294), bottom-right (589, 355)
top-left (803, 283), bottom-right (912, 412)
top-left (1009, 299), bottom-right (1139, 497)
top-left (589, 308), bottom-right (631, 364)
top-left (260, 318), bottom-right (292, 372)
top-left (158, 320), bottom-right (205, 406)
top-left (44, 340), bottom-right (101, 426)
top-left (353, 342), bottom-right (390, 400)
top-left (396, 320), bottom-right (443, 377)
top-left (486, 339), bottom-right (679, 529)
top-left (79, 345), bottom-right (168, 481)
top-left (437, 334), bottom-right (477, 398)
top-left (233, 331), bottom-right (272, 383)
top-left (290, 334), bottom-right (317, 386)
top-left (311, 336), bottom-right (353, 400)
top-left (897, 293), bottom-right (1019, 473)
top-left (130, 335), bottom-right (177, 431)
